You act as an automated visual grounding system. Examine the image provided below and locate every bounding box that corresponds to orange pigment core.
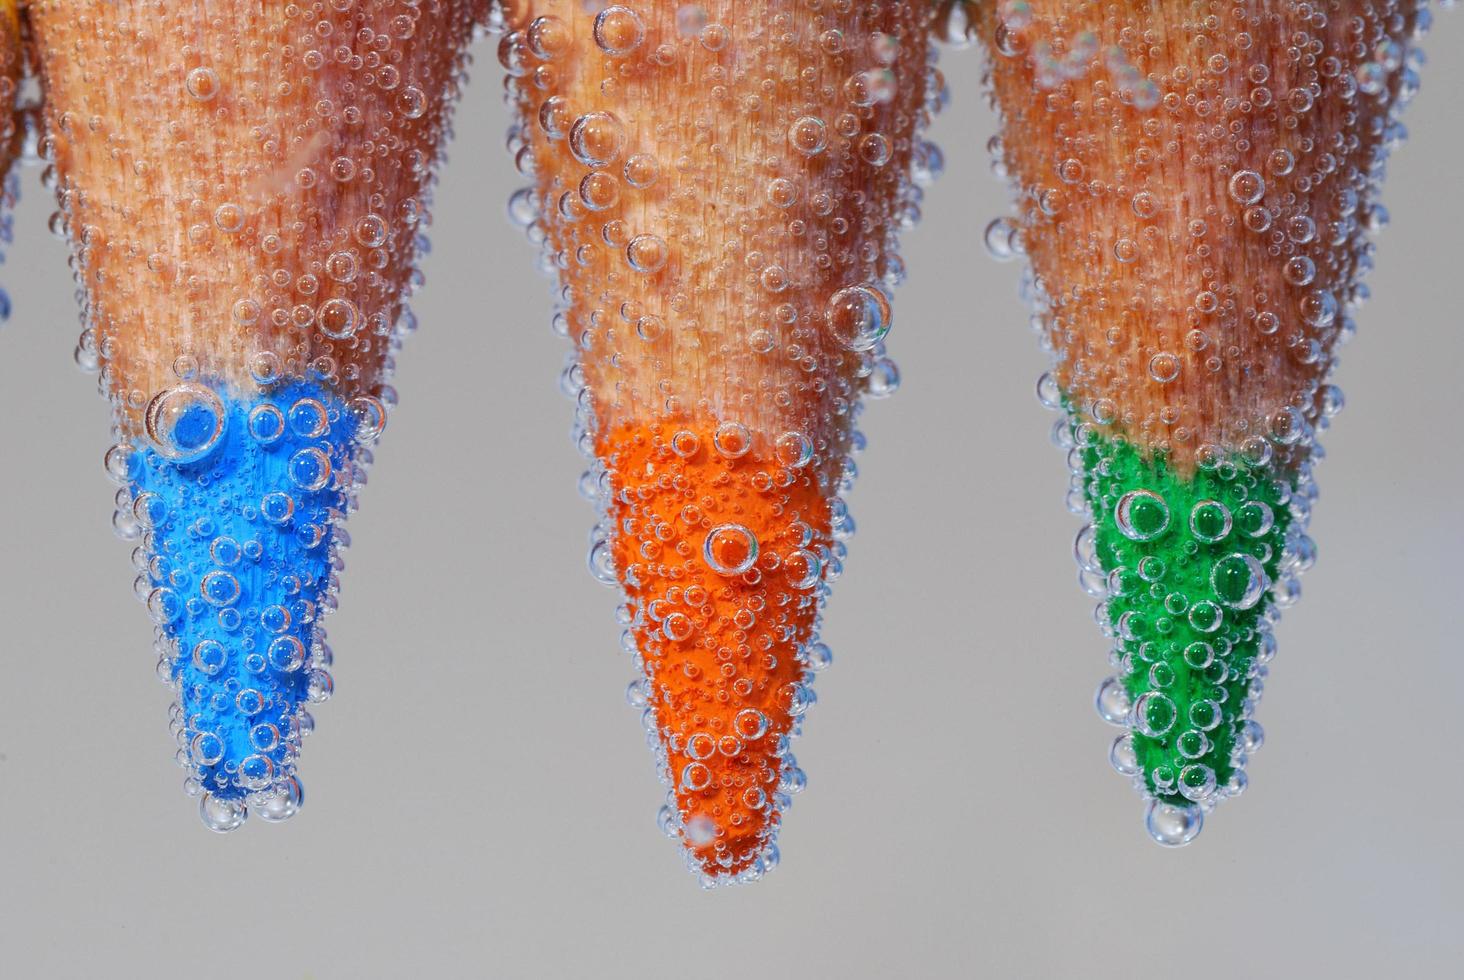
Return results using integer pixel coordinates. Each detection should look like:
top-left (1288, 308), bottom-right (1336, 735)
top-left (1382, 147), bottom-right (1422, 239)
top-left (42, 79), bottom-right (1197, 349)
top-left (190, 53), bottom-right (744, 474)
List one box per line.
top-left (600, 419), bottom-right (832, 878)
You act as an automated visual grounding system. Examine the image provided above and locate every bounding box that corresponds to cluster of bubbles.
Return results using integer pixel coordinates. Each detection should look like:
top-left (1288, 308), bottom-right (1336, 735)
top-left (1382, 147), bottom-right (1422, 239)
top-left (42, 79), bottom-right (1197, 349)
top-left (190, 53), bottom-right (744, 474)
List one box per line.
top-left (977, 0), bottom-right (1430, 843)
top-left (492, 0), bottom-right (946, 881)
top-left (24, 1), bottom-right (489, 826)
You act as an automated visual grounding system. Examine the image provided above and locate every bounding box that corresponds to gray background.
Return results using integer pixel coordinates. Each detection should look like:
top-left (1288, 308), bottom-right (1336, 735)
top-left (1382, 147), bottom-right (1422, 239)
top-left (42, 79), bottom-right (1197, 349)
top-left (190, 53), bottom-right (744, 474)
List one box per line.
top-left (2, 18), bottom-right (1461, 980)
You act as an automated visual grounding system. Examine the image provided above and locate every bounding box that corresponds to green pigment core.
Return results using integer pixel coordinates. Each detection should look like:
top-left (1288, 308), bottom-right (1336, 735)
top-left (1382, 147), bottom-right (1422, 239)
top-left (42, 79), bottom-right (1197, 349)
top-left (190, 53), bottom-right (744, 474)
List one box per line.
top-left (1079, 433), bottom-right (1293, 804)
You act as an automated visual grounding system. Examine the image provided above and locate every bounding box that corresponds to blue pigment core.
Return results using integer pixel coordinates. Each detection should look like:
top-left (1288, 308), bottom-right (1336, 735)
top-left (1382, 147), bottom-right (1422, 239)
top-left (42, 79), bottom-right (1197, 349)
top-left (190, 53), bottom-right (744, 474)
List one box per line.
top-left (127, 381), bottom-right (358, 801)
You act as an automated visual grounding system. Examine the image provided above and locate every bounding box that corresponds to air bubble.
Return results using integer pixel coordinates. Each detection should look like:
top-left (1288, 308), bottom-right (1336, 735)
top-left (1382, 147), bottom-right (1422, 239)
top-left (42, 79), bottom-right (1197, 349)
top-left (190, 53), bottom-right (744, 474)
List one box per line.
top-left (199, 793), bottom-right (247, 833)
top-left (1114, 490), bottom-right (1170, 541)
top-left (569, 112), bottom-right (625, 168)
top-left (827, 284), bottom-right (892, 351)
top-left (1228, 169), bottom-right (1266, 205)
top-left (1133, 691), bottom-right (1177, 737)
top-left (593, 6), bottom-right (645, 56)
top-left (626, 234), bottom-right (668, 274)
top-left (788, 116), bottom-right (828, 156)
top-left (1145, 800), bottom-right (1203, 847)
top-left (1095, 675), bottom-right (1131, 726)
top-left (185, 67), bottom-right (220, 102)
top-left (144, 384), bottom-right (225, 464)
top-left (704, 524), bottom-right (759, 576)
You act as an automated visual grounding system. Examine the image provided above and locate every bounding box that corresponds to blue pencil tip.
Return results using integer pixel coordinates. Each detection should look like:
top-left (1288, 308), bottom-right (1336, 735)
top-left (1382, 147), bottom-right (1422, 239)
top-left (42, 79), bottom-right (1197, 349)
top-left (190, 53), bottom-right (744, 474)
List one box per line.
top-left (116, 379), bottom-right (370, 831)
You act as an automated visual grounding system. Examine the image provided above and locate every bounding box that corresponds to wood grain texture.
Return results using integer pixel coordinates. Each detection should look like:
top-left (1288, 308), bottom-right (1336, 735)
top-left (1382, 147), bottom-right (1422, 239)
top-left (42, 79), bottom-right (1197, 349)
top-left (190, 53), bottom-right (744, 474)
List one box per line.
top-left (29, 0), bottom-right (489, 434)
top-left (974, 0), bottom-right (1420, 473)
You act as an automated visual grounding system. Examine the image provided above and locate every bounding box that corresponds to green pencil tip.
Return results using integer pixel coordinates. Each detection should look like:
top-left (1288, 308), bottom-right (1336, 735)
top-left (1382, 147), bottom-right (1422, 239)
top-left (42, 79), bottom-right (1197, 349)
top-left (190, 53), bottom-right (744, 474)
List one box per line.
top-left (1071, 426), bottom-right (1304, 845)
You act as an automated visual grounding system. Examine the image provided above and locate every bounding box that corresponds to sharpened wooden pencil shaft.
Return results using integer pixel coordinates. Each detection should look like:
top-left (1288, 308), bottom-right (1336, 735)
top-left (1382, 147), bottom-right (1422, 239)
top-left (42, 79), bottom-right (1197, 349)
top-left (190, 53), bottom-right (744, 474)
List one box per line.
top-left (30, 0), bottom-right (487, 432)
top-left (974, 0), bottom-right (1422, 474)
top-left (499, 0), bottom-right (942, 880)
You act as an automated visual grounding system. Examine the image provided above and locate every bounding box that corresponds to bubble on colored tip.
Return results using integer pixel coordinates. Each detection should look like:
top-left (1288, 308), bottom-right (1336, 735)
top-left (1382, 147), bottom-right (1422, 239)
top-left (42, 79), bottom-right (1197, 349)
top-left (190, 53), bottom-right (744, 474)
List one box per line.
top-left (145, 383), bottom-right (225, 463)
top-left (191, 732), bottom-right (224, 766)
top-left (269, 636), bottom-right (306, 673)
top-left (1094, 675), bottom-right (1131, 726)
top-left (827, 283), bottom-right (892, 352)
top-left (1146, 800), bottom-right (1203, 847)
top-left (662, 612), bottom-right (694, 642)
top-left (704, 524), bottom-right (758, 576)
top-left (1109, 733), bottom-right (1139, 776)
top-left (199, 793), bottom-right (247, 833)
top-left (289, 447), bottom-right (332, 492)
top-left (1212, 553), bottom-right (1266, 610)
top-left (1133, 691), bottom-right (1176, 738)
top-left (1114, 489), bottom-right (1169, 542)
top-left (681, 763), bottom-right (713, 792)
top-left (1178, 763), bottom-right (1217, 802)
top-left (254, 777), bottom-right (304, 823)
top-left (712, 421), bottom-right (751, 459)
top-left (200, 570), bottom-right (240, 607)
top-left (193, 640), bottom-right (227, 676)
top-left (1187, 600), bottom-right (1223, 634)
top-left (734, 709), bottom-right (769, 740)
top-left (784, 550), bottom-right (822, 590)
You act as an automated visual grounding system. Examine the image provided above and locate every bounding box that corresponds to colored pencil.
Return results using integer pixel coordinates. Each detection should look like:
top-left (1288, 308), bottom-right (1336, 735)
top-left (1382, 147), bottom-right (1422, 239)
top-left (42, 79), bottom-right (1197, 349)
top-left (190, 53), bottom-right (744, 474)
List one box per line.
top-left (496, 0), bottom-right (943, 881)
top-left (969, 0), bottom-right (1428, 843)
top-left (28, 0), bottom-right (488, 830)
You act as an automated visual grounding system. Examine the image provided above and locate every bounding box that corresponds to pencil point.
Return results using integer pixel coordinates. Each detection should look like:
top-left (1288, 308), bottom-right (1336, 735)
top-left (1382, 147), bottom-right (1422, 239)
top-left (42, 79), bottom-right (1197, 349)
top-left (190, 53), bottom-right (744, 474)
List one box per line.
top-left (1075, 430), bottom-right (1292, 821)
top-left (600, 419), bottom-right (832, 880)
top-left (116, 380), bottom-right (363, 827)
